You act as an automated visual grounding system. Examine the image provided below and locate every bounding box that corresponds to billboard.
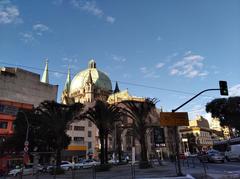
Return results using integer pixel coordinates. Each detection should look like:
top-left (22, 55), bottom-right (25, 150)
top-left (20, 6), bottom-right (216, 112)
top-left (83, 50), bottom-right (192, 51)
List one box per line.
top-left (154, 127), bottom-right (165, 145)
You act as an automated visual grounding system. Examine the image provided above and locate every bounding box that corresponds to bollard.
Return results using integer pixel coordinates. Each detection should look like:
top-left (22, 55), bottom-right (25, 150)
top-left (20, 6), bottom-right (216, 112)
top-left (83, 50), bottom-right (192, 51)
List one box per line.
top-left (35, 171), bottom-right (39, 179)
top-left (131, 164), bottom-right (135, 179)
top-left (72, 167), bottom-right (75, 179)
top-left (202, 160), bottom-right (207, 176)
top-left (20, 171), bottom-right (23, 179)
top-left (192, 157), bottom-right (195, 168)
top-left (53, 166), bottom-right (56, 179)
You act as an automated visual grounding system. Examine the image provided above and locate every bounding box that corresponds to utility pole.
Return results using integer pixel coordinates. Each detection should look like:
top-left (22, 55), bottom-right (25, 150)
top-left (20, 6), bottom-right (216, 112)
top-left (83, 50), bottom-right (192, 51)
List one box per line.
top-left (171, 85), bottom-right (226, 176)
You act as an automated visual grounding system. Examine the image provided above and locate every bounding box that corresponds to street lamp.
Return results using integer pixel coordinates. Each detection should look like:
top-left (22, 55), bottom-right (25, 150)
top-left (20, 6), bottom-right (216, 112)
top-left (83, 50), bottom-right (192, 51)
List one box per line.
top-left (18, 111), bottom-right (29, 145)
top-left (18, 111), bottom-right (30, 163)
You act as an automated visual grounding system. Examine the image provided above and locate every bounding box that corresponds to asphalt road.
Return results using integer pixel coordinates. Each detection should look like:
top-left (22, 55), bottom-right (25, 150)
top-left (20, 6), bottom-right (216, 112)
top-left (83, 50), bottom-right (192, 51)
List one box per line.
top-left (2, 161), bottom-right (240, 179)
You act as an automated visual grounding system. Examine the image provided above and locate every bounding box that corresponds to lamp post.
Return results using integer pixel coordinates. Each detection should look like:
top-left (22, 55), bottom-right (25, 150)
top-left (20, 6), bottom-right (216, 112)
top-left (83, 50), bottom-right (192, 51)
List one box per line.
top-left (18, 111), bottom-right (30, 164)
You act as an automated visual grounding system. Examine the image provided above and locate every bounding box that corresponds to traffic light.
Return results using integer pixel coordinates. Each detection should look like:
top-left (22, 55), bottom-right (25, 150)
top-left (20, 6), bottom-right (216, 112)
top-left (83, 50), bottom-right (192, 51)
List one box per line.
top-left (219, 81), bottom-right (228, 96)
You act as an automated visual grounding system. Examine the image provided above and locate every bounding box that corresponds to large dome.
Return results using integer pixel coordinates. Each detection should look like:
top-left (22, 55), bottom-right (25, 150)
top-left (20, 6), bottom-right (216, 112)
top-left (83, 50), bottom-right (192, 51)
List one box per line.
top-left (70, 60), bottom-right (112, 94)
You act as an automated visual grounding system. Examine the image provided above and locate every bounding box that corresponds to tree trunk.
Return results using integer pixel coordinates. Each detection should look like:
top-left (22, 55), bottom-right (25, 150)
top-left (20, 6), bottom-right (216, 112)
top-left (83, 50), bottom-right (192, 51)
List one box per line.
top-left (99, 135), bottom-right (105, 165)
top-left (104, 134), bottom-right (108, 163)
top-left (140, 134), bottom-right (148, 162)
top-left (56, 149), bottom-right (61, 169)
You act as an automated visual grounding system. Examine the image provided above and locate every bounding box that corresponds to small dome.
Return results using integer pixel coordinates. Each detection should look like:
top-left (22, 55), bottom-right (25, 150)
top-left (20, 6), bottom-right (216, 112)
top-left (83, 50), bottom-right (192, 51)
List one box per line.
top-left (70, 60), bottom-right (112, 94)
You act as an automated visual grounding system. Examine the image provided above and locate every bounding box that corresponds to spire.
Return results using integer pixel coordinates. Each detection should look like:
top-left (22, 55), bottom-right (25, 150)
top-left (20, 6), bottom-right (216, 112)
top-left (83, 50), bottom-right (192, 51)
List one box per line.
top-left (41, 59), bottom-right (49, 83)
top-left (86, 70), bottom-right (93, 84)
top-left (88, 59), bottom-right (96, 69)
top-left (114, 81), bottom-right (120, 93)
top-left (64, 67), bottom-right (71, 93)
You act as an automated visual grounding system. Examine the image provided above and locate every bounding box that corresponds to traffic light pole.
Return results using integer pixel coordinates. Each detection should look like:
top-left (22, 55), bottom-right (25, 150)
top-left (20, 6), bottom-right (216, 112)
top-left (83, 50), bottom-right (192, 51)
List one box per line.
top-left (172, 88), bottom-right (219, 113)
top-left (172, 88), bottom-right (219, 176)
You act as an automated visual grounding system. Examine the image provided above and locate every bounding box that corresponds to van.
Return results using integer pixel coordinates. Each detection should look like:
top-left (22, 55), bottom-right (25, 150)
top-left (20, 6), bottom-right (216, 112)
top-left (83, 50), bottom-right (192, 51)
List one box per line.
top-left (225, 144), bottom-right (240, 161)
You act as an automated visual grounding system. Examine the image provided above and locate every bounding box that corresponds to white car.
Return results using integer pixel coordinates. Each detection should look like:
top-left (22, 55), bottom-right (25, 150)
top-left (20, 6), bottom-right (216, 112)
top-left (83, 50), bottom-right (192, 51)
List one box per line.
top-left (82, 159), bottom-right (100, 168)
top-left (8, 164), bottom-right (37, 176)
top-left (75, 162), bottom-right (84, 169)
top-left (60, 161), bottom-right (74, 171)
top-left (108, 159), bottom-right (119, 164)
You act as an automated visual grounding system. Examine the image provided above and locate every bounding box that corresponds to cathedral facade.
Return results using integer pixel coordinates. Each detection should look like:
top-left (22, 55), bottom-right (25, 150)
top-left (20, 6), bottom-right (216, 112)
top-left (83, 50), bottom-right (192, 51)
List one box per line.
top-left (61, 60), bottom-right (160, 161)
top-left (61, 60), bottom-right (113, 160)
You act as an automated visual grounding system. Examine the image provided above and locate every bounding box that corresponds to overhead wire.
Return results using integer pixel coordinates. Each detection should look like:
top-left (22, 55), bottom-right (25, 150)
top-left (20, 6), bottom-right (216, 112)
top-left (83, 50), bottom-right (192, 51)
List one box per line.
top-left (0, 60), bottom-right (218, 98)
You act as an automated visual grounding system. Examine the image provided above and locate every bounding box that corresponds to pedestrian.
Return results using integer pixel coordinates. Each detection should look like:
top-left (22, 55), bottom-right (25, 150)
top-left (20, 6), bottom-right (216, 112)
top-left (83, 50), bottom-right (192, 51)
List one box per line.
top-left (126, 155), bottom-right (129, 163)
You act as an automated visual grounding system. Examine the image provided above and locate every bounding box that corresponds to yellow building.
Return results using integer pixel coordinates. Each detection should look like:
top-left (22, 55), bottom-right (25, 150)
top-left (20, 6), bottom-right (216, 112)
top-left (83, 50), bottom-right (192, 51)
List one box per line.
top-left (180, 116), bottom-right (213, 153)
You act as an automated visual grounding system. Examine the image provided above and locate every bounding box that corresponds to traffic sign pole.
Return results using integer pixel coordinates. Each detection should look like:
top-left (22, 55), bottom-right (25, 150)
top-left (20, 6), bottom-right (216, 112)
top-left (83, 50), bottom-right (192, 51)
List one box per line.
top-left (171, 86), bottom-right (225, 176)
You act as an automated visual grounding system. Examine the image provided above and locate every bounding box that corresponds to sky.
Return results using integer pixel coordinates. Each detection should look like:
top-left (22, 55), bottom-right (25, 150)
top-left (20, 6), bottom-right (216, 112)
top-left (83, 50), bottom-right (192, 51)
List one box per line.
top-left (0, 0), bottom-right (240, 120)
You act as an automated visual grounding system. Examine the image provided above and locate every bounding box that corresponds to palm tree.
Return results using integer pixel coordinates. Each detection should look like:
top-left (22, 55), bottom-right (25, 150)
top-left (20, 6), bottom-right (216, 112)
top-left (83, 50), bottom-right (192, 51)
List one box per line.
top-left (120, 98), bottom-right (158, 167)
top-left (35, 100), bottom-right (83, 168)
top-left (79, 100), bottom-right (124, 165)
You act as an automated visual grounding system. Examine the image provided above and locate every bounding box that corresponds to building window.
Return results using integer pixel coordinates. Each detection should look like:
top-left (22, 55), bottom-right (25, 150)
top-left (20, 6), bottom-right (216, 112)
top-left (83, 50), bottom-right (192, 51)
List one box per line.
top-left (88, 142), bottom-right (92, 149)
top-left (74, 126), bottom-right (85, 131)
top-left (67, 125), bottom-right (72, 130)
top-left (88, 131), bottom-right (92, 137)
top-left (0, 121), bottom-right (8, 129)
top-left (88, 121), bottom-right (92, 127)
top-left (73, 137), bottom-right (84, 141)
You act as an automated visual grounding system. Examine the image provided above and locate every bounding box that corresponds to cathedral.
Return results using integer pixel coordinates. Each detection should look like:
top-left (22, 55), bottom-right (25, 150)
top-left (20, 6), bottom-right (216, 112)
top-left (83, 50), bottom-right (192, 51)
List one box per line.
top-left (61, 59), bottom-right (160, 161)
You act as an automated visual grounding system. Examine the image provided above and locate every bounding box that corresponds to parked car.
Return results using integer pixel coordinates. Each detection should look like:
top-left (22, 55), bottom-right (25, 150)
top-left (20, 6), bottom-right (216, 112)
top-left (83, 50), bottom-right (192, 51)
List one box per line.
top-left (108, 159), bottom-right (119, 165)
top-left (46, 161), bottom-right (74, 172)
top-left (206, 150), bottom-right (225, 163)
top-left (225, 144), bottom-right (240, 161)
top-left (8, 164), bottom-right (37, 176)
top-left (82, 159), bottom-right (100, 168)
top-left (60, 161), bottom-right (74, 171)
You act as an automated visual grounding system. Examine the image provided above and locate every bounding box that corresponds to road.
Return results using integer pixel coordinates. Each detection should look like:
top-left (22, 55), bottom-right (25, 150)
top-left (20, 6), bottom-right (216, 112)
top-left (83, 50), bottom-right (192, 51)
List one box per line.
top-left (1, 161), bottom-right (240, 179)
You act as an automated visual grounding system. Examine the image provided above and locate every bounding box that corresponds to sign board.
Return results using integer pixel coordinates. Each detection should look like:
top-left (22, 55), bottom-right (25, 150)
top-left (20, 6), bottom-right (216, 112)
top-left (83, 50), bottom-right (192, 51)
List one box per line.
top-left (154, 127), bottom-right (165, 145)
top-left (24, 140), bottom-right (29, 146)
top-left (160, 112), bottom-right (189, 126)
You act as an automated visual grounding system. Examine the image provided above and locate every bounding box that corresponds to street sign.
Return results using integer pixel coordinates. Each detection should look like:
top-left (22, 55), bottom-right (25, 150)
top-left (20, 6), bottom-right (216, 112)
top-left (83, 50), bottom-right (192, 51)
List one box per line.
top-left (24, 140), bottom-right (29, 146)
top-left (24, 146), bottom-right (29, 152)
top-left (160, 112), bottom-right (189, 126)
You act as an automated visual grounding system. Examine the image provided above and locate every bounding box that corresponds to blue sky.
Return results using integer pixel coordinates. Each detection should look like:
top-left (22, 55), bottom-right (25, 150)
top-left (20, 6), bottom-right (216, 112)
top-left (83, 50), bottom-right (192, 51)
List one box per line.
top-left (1, 0), bottom-right (240, 119)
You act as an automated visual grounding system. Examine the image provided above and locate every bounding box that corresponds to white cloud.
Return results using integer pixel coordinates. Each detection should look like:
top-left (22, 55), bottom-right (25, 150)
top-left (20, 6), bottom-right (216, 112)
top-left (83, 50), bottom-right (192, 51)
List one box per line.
top-left (229, 84), bottom-right (240, 96)
top-left (52, 0), bottom-right (63, 5)
top-left (140, 67), bottom-right (147, 73)
top-left (140, 66), bottom-right (159, 78)
top-left (71, 0), bottom-right (115, 23)
top-left (62, 57), bottom-right (79, 63)
top-left (71, 0), bottom-right (103, 17)
top-left (0, 1), bottom-right (22, 24)
top-left (106, 16), bottom-right (115, 24)
top-left (157, 36), bottom-right (162, 41)
top-left (169, 52), bottom-right (208, 78)
top-left (33, 24), bottom-right (50, 36)
top-left (20, 32), bottom-right (34, 43)
top-left (53, 72), bottom-right (63, 78)
top-left (188, 104), bottom-right (206, 120)
top-left (112, 55), bottom-right (126, 62)
top-left (155, 62), bottom-right (165, 69)
top-left (123, 73), bottom-right (130, 78)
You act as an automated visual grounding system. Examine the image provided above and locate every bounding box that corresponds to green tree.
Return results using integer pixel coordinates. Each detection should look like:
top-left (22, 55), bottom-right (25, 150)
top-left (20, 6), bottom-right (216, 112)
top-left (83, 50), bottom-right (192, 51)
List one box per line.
top-left (79, 100), bottom-right (123, 165)
top-left (206, 97), bottom-right (240, 135)
top-left (185, 133), bottom-right (198, 154)
top-left (1, 109), bottom-right (36, 153)
top-left (35, 101), bottom-right (83, 168)
top-left (120, 98), bottom-right (158, 167)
